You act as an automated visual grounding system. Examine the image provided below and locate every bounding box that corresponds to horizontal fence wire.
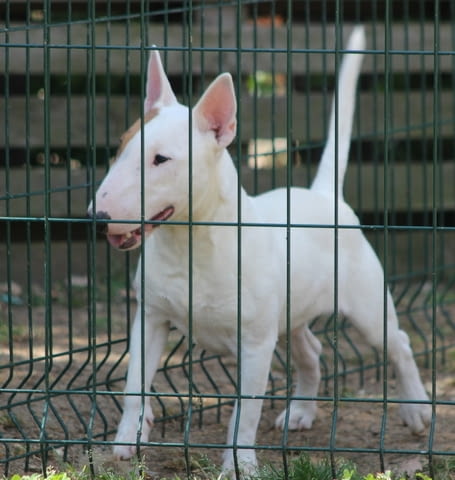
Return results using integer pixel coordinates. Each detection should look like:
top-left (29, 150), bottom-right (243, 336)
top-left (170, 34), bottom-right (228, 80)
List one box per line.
top-left (1, 0), bottom-right (455, 478)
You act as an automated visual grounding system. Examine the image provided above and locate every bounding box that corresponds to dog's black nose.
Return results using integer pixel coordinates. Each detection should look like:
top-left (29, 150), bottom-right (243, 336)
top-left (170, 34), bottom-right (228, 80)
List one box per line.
top-left (87, 210), bottom-right (111, 234)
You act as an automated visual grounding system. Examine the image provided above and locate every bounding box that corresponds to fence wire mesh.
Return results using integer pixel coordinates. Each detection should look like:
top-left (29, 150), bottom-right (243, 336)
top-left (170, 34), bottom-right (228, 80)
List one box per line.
top-left (1, 0), bottom-right (455, 478)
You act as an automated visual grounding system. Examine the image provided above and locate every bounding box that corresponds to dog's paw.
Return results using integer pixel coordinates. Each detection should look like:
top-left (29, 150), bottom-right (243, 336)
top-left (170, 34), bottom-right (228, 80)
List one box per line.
top-left (113, 425), bottom-right (151, 460)
top-left (113, 444), bottom-right (137, 461)
top-left (275, 402), bottom-right (317, 431)
top-left (113, 411), bottom-right (154, 460)
top-left (399, 403), bottom-right (432, 435)
top-left (222, 449), bottom-right (258, 479)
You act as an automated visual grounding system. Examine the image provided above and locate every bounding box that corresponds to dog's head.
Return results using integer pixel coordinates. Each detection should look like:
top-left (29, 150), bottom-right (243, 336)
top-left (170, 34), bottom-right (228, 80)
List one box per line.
top-left (87, 48), bottom-right (237, 251)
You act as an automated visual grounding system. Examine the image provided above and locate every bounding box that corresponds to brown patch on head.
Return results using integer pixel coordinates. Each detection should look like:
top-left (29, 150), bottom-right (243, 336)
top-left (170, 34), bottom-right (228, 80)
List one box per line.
top-left (116, 108), bottom-right (159, 158)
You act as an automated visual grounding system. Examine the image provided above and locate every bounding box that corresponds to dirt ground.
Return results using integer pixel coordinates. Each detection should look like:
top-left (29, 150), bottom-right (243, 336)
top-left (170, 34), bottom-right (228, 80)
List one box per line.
top-left (1, 293), bottom-right (455, 478)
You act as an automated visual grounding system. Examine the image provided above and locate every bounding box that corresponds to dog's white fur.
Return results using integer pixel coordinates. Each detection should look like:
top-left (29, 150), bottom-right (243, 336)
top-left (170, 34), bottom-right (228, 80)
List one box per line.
top-left (88, 26), bottom-right (431, 474)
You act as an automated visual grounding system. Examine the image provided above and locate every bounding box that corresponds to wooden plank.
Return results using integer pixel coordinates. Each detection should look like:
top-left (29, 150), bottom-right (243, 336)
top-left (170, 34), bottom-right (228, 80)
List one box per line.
top-left (1, 89), bottom-right (453, 148)
top-left (1, 22), bottom-right (454, 75)
top-left (2, 163), bottom-right (454, 219)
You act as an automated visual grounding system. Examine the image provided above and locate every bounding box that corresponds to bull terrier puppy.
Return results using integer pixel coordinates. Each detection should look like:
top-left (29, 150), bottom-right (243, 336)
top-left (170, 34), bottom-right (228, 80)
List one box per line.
top-left (88, 26), bottom-right (430, 475)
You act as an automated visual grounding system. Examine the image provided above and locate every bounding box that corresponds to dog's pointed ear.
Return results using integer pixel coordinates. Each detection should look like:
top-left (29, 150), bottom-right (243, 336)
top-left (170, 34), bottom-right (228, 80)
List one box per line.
top-left (193, 73), bottom-right (237, 149)
top-left (144, 48), bottom-right (178, 112)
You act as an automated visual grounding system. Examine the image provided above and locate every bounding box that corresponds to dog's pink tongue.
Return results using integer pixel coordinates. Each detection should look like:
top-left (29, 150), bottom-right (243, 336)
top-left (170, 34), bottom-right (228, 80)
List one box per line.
top-left (107, 233), bottom-right (131, 250)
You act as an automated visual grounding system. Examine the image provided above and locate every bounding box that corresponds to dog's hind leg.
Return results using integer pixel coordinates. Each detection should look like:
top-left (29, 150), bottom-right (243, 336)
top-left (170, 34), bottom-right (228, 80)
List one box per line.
top-left (275, 324), bottom-right (322, 431)
top-left (342, 258), bottom-right (431, 434)
top-left (387, 317), bottom-right (432, 433)
top-left (113, 308), bottom-right (170, 460)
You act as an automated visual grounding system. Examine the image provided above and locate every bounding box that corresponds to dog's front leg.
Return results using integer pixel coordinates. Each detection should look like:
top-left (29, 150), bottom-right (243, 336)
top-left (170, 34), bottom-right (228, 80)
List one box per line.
top-left (113, 307), bottom-right (169, 460)
top-left (222, 338), bottom-right (276, 477)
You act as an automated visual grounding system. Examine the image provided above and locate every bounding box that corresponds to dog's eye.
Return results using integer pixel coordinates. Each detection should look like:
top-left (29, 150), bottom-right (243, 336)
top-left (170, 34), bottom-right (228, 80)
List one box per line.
top-left (153, 154), bottom-right (171, 166)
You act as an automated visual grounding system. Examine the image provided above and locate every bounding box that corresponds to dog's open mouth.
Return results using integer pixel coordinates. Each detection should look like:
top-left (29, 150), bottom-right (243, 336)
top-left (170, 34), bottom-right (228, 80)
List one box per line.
top-left (106, 206), bottom-right (174, 250)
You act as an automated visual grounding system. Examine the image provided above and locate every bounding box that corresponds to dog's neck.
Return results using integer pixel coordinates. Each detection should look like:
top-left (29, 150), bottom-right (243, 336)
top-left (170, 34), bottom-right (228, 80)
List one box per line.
top-left (185, 148), bottom-right (248, 223)
top-left (156, 149), bottom-right (249, 254)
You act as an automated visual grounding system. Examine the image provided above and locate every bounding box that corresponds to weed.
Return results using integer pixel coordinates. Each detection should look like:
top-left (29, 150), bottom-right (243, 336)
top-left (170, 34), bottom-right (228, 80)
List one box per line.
top-left (2, 454), bottom-right (448, 480)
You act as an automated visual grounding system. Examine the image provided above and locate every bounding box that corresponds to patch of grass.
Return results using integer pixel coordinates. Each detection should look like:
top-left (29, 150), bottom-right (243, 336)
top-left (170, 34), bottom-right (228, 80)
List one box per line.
top-left (4, 470), bottom-right (72, 480)
top-left (3, 454), bottom-right (452, 480)
top-left (1, 460), bottom-right (148, 480)
top-left (253, 456), bottom-right (329, 480)
top-left (430, 456), bottom-right (455, 480)
top-left (0, 323), bottom-right (28, 345)
top-left (251, 455), bottom-right (364, 480)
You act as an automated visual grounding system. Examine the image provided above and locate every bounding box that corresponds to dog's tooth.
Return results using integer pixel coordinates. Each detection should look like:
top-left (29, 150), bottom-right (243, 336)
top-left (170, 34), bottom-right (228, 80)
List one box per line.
top-left (125, 232), bottom-right (132, 239)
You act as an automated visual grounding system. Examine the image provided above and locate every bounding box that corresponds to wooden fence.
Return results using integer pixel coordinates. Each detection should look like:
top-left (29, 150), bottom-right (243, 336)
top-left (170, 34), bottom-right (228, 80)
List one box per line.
top-left (1, 1), bottom-right (454, 282)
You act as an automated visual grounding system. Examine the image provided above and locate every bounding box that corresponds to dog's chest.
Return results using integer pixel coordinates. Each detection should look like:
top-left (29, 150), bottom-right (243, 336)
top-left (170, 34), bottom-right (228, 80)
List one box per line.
top-left (140, 234), bottom-right (254, 354)
top-left (155, 273), bottom-right (244, 354)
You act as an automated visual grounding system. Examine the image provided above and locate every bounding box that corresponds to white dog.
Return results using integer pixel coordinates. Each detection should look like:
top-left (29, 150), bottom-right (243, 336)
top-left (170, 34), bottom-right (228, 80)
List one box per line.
top-left (87, 26), bottom-right (431, 474)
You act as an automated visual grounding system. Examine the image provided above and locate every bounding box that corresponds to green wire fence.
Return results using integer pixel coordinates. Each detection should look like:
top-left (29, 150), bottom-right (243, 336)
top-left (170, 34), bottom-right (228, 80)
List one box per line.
top-left (1, 0), bottom-right (455, 477)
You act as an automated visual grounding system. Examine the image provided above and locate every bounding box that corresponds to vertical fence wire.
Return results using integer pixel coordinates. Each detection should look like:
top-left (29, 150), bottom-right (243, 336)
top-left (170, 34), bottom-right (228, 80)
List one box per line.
top-left (281, 2), bottom-right (293, 477)
top-left (379, 0), bottom-right (392, 471)
top-left (184, 0), bottom-right (194, 474)
top-left (138, 0), bottom-right (148, 463)
top-left (329, 4), bottom-right (341, 474)
top-left (23, 2), bottom-right (35, 470)
top-left (2, 4), bottom-right (13, 474)
top-left (87, 1), bottom-right (98, 470)
top-left (234, 2), bottom-right (242, 475)
top-left (62, 3), bottom-right (75, 462)
top-left (100, 0), bottom-right (114, 434)
top-left (40, 0), bottom-right (52, 470)
top-left (428, 2), bottom-right (440, 477)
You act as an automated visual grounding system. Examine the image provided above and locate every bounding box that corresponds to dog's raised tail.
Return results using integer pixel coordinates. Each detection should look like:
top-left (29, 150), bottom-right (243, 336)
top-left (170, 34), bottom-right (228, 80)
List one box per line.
top-left (311, 26), bottom-right (366, 197)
